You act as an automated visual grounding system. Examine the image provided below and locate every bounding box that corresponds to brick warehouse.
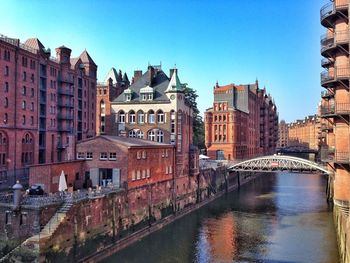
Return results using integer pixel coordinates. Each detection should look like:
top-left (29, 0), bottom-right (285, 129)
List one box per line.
top-left (0, 33), bottom-right (97, 187)
top-left (204, 81), bottom-right (278, 160)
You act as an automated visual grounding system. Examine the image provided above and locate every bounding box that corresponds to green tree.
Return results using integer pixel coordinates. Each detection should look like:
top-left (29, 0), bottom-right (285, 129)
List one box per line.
top-left (183, 84), bottom-right (205, 149)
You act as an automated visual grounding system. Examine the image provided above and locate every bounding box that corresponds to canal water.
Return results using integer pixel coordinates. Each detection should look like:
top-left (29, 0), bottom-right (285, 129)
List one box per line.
top-left (102, 172), bottom-right (339, 263)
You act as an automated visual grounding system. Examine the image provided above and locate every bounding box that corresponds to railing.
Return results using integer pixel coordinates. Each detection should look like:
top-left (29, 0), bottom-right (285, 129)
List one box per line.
top-left (335, 151), bottom-right (350, 163)
top-left (321, 65), bottom-right (350, 85)
top-left (321, 90), bottom-right (334, 98)
top-left (320, 103), bottom-right (350, 116)
top-left (321, 58), bottom-right (333, 67)
top-left (58, 75), bottom-right (74, 84)
top-left (57, 113), bottom-right (74, 120)
top-left (58, 88), bottom-right (74, 96)
top-left (321, 30), bottom-right (349, 53)
top-left (57, 101), bottom-right (74, 108)
top-left (321, 0), bottom-right (349, 22)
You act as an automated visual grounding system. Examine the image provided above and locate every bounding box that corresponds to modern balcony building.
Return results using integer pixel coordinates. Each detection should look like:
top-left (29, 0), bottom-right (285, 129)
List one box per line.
top-left (0, 33), bottom-right (97, 187)
top-left (320, 0), bottom-right (350, 214)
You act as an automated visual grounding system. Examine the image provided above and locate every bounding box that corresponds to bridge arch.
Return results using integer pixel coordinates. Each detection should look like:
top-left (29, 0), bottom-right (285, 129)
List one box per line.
top-left (229, 155), bottom-right (331, 175)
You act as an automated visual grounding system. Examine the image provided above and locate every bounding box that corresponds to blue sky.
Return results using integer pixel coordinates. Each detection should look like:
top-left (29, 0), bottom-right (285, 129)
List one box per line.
top-left (1, 0), bottom-right (324, 122)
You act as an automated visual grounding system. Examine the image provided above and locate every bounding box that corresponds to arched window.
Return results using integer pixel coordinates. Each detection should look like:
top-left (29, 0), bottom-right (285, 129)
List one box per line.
top-left (137, 130), bottom-right (144, 139)
top-left (129, 129), bottom-right (137, 138)
top-left (118, 110), bottom-right (125, 123)
top-left (148, 110), bottom-right (155, 123)
top-left (21, 133), bottom-right (34, 165)
top-left (148, 130), bottom-right (155, 141)
top-left (4, 113), bottom-right (8, 124)
top-left (22, 100), bottom-right (26, 110)
top-left (0, 132), bottom-right (8, 167)
top-left (157, 110), bottom-right (164, 123)
top-left (4, 98), bottom-right (8, 108)
top-left (100, 100), bottom-right (105, 115)
top-left (137, 110), bottom-right (144, 124)
top-left (156, 129), bottom-right (164, 143)
top-left (129, 110), bottom-right (136, 124)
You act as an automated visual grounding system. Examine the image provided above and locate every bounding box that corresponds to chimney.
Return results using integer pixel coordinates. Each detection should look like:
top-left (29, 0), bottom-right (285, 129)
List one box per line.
top-left (55, 46), bottom-right (72, 65)
top-left (148, 66), bottom-right (155, 86)
top-left (133, 70), bottom-right (142, 83)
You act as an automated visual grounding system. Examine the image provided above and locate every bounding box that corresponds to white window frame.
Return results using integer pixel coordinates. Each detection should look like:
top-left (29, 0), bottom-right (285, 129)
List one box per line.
top-left (100, 152), bottom-right (108, 160)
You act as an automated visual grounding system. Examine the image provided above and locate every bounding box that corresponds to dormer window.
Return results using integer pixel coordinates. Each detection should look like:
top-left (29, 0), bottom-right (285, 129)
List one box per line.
top-left (140, 85), bottom-right (154, 101)
top-left (124, 88), bottom-right (132, 102)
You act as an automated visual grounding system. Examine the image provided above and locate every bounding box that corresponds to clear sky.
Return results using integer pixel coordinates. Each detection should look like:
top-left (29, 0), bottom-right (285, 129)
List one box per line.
top-left (1, 0), bottom-right (325, 122)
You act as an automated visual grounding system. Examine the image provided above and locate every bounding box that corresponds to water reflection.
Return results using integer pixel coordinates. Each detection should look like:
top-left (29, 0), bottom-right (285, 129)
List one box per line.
top-left (103, 173), bottom-right (339, 263)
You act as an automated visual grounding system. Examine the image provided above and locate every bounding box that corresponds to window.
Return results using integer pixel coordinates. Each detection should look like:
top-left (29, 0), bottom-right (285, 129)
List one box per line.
top-left (23, 71), bottom-right (26, 81)
top-left (118, 111), bottom-right (125, 123)
top-left (22, 86), bottom-right (26, 95)
top-left (22, 115), bottom-right (26, 125)
top-left (137, 130), bottom-right (144, 139)
top-left (22, 101), bottom-right (26, 110)
top-left (142, 150), bottom-right (147, 159)
top-left (100, 152), bottom-right (108, 160)
top-left (31, 73), bottom-right (34, 83)
top-left (148, 130), bottom-right (155, 141)
top-left (156, 130), bottom-right (164, 143)
top-left (4, 98), bottom-right (8, 108)
top-left (157, 110), bottom-right (164, 123)
top-left (148, 110), bottom-right (155, 123)
top-left (137, 151), bottom-right (141, 159)
top-left (20, 212), bottom-right (27, 225)
top-left (4, 66), bottom-right (9, 76)
top-left (86, 152), bottom-right (93, 159)
top-left (4, 82), bottom-right (8, 92)
top-left (171, 110), bottom-right (176, 134)
top-left (131, 171), bottom-right (136, 181)
top-left (146, 169), bottom-right (150, 178)
top-left (109, 152), bottom-right (117, 160)
top-left (165, 166), bottom-right (168, 174)
top-left (169, 165), bottom-right (172, 174)
top-left (136, 170), bottom-right (141, 180)
top-left (31, 88), bottom-right (34, 97)
top-left (142, 170), bottom-right (146, 179)
top-left (129, 110), bottom-right (136, 123)
top-left (4, 113), bottom-right (8, 124)
top-left (129, 129), bottom-right (137, 138)
top-left (30, 116), bottom-right (34, 125)
top-left (137, 110), bottom-right (144, 124)
top-left (77, 152), bottom-right (85, 159)
top-left (31, 102), bottom-right (34, 111)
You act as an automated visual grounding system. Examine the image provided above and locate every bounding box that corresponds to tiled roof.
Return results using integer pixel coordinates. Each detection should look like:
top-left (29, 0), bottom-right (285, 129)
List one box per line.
top-left (102, 135), bottom-right (173, 147)
top-left (24, 38), bottom-right (45, 51)
top-left (113, 67), bottom-right (172, 104)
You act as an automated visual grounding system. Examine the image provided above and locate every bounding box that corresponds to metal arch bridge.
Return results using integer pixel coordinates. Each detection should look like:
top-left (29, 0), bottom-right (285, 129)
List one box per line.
top-left (228, 155), bottom-right (331, 175)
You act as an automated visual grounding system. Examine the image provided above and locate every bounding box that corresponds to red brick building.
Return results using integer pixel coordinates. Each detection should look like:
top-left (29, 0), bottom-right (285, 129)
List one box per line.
top-left (96, 68), bottom-right (129, 135)
top-left (0, 33), bottom-right (97, 186)
top-left (205, 81), bottom-right (278, 160)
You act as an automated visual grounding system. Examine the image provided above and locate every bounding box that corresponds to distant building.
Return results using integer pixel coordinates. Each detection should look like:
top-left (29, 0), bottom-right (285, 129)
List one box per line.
top-left (277, 120), bottom-right (288, 148)
top-left (96, 68), bottom-right (129, 135)
top-left (204, 81), bottom-right (278, 160)
top-left (0, 33), bottom-right (97, 186)
top-left (287, 115), bottom-right (320, 151)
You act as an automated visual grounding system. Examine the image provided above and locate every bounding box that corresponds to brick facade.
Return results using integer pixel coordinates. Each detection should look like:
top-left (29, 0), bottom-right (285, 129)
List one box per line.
top-left (0, 33), bottom-right (97, 187)
top-left (205, 81), bottom-right (278, 160)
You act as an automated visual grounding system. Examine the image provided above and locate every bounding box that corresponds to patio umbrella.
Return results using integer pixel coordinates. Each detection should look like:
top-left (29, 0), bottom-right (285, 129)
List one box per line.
top-left (199, 154), bottom-right (210, 160)
top-left (58, 170), bottom-right (68, 192)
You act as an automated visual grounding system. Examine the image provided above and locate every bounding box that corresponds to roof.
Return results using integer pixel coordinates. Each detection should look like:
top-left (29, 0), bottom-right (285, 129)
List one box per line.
top-left (113, 66), bottom-right (176, 104)
top-left (165, 69), bottom-right (183, 92)
top-left (104, 68), bottom-right (119, 84)
top-left (24, 38), bottom-right (45, 51)
top-left (79, 50), bottom-right (96, 66)
top-left (78, 135), bottom-right (174, 148)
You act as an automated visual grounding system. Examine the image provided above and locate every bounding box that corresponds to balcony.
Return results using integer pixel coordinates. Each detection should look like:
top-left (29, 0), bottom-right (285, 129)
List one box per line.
top-left (57, 113), bottom-right (73, 120)
top-left (57, 125), bottom-right (73, 133)
top-left (321, 30), bottom-right (349, 57)
top-left (321, 0), bottom-right (348, 27)
top-left (321, 58), bottom-right (334, 68)
top-left (320, 146), bottom-right (335, 162)
top-left (58, 75), bottom-right (74, 84)
top-left (321, 90), bottom-right (334, 99)
top-left (321, 65), bottom-right (350, 86)
top-left (320, 103), bottom-right (350, 117)
top-left (335, 151), bottom-right (350, 164)
top-left (58, 88), bottom-right (74, 96)
top-left (57, 100), bottom-right (74, 108)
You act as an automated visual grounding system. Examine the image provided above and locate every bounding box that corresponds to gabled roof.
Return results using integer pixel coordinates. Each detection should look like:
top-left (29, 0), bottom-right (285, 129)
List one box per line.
top-left (24, 38), bottom-right (45, 51)
top-left (79, 50), bottom-right (96, 66)
top-left (165, 69), bottom-right (183, 93)
top-left (113, 66), bottom-right (171, 104)
top-left (122, 72), bottom-right (129, 82)
top-left (104, 68), bottom-right (119, 84)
